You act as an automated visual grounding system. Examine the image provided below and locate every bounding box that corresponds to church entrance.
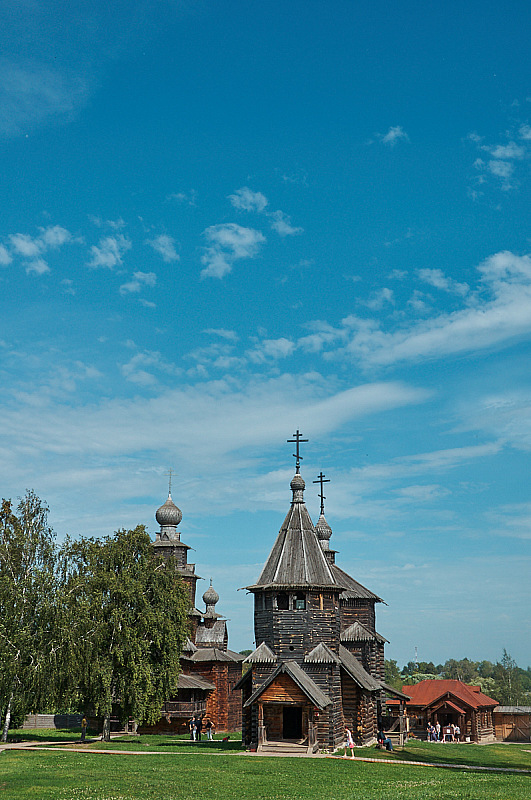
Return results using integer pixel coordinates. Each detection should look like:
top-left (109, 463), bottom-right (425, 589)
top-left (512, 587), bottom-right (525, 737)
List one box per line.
top-left (282, 706), bottom-right (302, 739)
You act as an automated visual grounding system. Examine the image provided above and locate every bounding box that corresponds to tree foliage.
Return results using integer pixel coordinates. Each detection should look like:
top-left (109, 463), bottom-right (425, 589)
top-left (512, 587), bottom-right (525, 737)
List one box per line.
top-left (392, 652), bottom-right (531, 704)
top-left (64, 526), bottom-right (190, 740)
top-left (0, 492), bottom-right (60, 740)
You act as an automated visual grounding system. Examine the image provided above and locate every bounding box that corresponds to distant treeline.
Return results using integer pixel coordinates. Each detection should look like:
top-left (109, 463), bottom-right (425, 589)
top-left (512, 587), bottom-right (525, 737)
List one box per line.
top-left (384, 650), bottom-right (531, 705)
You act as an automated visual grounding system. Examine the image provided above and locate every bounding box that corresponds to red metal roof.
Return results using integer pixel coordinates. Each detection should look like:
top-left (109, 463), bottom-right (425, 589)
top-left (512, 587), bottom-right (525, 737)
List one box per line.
top-left (387, 679), bottom-right (498, 710)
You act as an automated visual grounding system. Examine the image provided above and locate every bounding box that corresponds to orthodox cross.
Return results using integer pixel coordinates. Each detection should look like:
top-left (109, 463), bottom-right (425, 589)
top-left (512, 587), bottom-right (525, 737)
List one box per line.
top-left (287, 429), bottom-right (308, 473)
top-left (164, 468), bottom-right (175, 496)
top-left (313, 471), bottom-right (330, 515)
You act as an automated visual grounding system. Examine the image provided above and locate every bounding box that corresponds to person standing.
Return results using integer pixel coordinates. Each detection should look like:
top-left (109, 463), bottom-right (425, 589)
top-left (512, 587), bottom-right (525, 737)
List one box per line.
top-left (344, 727), bottom-right (355, 758)
top-left (204, 717), bottom-right (214, 740)
top-left (435, 721), bottom-right (441, 741)
top-left (81, 716), bottom-right (87, 742)
top-left (189, 715), bottom-right (196, 741)
top-left (195, 714), bottom-right (203, 742)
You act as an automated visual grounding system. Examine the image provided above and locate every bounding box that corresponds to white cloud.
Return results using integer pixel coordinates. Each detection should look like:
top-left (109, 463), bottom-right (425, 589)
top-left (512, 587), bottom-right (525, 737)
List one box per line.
top-left (25, 258), bottom-right (50, 275)
top-left (519, 124), bottom-right (531, 141)
top-left (0, 244), bottom-right (12, 266)
top-left (268, 210), bottom-right (303, 236)
top-left (418, 268), bottom-right (469, 296)
top-left (484, 142), bottom-right (525, 160)
top-left (167, 190), bottom-right (197, 205)
top-left (88, 235), bottom-right (131, 269)
top-left (120, 349), bottom-right (181, 385)
top-left (40, 225), bottom-right (72, 248)
top-left (146, 234), bottom-right (179, 263)
top-left (0, 59), bottom-right (89, 137)
top-left (201, 223), bottom-right (265, 278)
top-left (329, 251), bottom-right (531, 367)
top-left (61, 279), bottom-right (75, 296)
top-left (379, 125), bottom-right (410, 146)
top-left (203, 328), bottom-right (239, 342)
top-left (119, 271), bottom-right (157, 295)
top-left (7, 225), bottom-right (74, 274)
top-left (228, 187), bottom-right (268, 213)
top-left (365, 287), bottom-right (394, 310)
top-left (488, 159), bottom-right (514, 179)
top-left (247, 338), bottom-right (296, 363)
top-left (9, 233), bottom-right (41, 258)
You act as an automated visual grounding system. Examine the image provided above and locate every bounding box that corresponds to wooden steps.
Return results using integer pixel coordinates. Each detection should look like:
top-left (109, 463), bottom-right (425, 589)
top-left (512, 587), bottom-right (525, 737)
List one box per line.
top-left (259, 739), bottom-right (310, 755)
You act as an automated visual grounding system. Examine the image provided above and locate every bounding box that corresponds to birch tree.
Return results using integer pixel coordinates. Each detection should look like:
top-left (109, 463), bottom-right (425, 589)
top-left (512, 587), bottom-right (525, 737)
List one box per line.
top-left (66, 526), bottom-right (189, 741)
top-left (0, 493), bottom-right (59, 740)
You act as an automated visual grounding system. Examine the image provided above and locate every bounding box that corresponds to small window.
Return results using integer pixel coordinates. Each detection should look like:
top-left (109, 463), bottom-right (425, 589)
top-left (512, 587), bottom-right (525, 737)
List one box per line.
top-left (276, 592), bottom-right (289, 610)
top-left (294, 592), bottom-right (306, 610)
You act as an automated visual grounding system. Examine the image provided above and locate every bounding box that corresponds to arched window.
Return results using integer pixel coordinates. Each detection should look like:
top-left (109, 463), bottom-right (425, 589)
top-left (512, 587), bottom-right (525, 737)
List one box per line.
top-left (294, 592), bottom-right (306, 610)
top-left (276, 592), bottom-right (289, 610)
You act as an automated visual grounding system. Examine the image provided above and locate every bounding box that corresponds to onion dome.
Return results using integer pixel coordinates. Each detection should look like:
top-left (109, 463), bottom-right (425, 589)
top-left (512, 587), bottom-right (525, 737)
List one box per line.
top-left (203, 579), bottom-right (219, 608)
top-left (155, 494), bottom-right (182, 528)
top-left (290, 473), bottom-right (305, 504)
top-left (315, 513), bottom-right (332, 543)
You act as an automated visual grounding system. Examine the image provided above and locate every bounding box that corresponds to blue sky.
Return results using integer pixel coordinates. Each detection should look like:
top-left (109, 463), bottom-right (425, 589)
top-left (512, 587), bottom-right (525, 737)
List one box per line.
top-left (1, 0), bottom-right (530, 668)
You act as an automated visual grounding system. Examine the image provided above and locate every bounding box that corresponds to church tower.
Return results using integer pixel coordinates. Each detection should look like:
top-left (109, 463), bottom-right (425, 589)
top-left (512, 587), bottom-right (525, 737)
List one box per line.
top-left (153, 486), bottom-right (202, 641)
top-left (237, 431), bottom-right (397, 753)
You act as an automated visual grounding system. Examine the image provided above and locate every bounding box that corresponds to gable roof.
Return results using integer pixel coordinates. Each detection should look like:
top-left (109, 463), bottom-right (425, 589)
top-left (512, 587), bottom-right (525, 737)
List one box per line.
top-left (338, 645), bottom-right (382, 692)
top-left (340, 620), bottom-right (388, 643)
top-left (398, 680), bottom-right (498, 710)
top-left (187, 647), bottom-right (244, 663)
top-left (243, 660), bottom-right (332, 709)
top-left (177, 673), bottom-right (216, 691)
top-left (244, 642), bottom-right (278, 663)
top-left (304, 642), bottom-right (341, 664)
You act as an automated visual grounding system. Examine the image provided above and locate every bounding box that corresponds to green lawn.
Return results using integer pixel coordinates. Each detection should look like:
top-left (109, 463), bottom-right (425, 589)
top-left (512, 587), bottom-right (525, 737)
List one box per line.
top-left (353, 738), bottom-right (531, 772)
top-left (1, 732), bottom-right (529, 800)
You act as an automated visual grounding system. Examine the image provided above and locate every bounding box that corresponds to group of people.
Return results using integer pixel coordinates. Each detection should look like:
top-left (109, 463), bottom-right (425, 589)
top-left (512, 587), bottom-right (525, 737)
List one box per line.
top-left (344, 726), bottom-right (394, 757)
top-left (189, 713), bottom-right (214, 741)
top-left (427, 721), bottom-right (461, 742)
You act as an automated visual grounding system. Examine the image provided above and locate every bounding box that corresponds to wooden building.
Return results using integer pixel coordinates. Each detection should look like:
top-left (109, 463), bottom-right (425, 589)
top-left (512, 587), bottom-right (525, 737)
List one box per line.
top-left (237, 434), bottom-right (406, 753)
top-left (493, 706), bottom-right (531, 741)
top-left (386, 679), bottom-right (499, 742)
top-left (139, 491), bottom-right (243, 734)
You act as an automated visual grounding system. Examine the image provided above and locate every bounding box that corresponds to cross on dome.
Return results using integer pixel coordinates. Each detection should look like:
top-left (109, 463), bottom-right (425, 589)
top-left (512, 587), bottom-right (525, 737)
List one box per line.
top-left (287, 429), bottom-right (308, 474)
top-left (313, 471), bottom-right (330, 516)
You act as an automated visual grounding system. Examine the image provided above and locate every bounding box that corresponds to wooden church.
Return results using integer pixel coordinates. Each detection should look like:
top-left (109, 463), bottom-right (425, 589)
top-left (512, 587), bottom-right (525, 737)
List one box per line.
top-left (138, 487), bottom-right (244, 734)
top-left (236, 432), bottom-right (407, 752)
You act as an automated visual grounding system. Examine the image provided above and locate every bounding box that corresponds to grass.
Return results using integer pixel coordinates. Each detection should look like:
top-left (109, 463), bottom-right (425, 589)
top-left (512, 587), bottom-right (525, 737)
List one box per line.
top-left (1, 731), bottom-right (529, 800)
top-left (350, 738), bottom-right (531, 772)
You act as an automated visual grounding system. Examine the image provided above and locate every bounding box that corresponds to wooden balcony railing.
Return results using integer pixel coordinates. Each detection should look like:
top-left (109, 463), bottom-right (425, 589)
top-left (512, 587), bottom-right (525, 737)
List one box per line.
top-left (162, 701), bottom-right (207, 716)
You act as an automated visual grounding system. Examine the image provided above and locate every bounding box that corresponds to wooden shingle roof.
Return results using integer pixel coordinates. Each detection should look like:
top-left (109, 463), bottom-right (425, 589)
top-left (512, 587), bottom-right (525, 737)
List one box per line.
top-left (246, 473), bottom-right (345, 591)
top-left (338, 645), bottom-right (382, 692)
top-left (243, 660), bottom-right (332, 710)
top-left (340, 620), bottom-right (388, 644)
top-left (331, 564), bottom-right (384, 602)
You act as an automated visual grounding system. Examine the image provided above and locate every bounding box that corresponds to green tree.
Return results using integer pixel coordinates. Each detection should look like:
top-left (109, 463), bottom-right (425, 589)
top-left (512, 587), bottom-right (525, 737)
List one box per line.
top-left (384, 659), bottom-right (403, 690)
top-left (66, 526), bottom-right (189, 741)
top-left (0, 493), bottom-right (60, 740)
top-left (493, 649), bottom-right (522, 705)
top-left (442, 658), bottom-right (479, 682)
